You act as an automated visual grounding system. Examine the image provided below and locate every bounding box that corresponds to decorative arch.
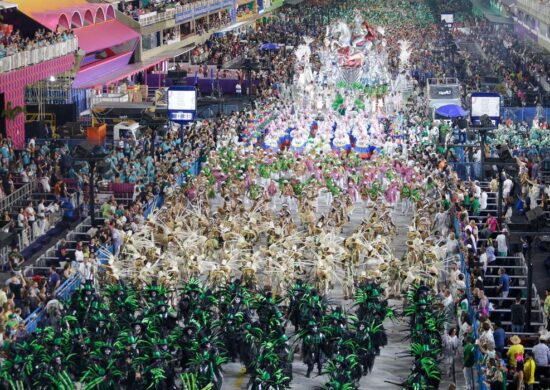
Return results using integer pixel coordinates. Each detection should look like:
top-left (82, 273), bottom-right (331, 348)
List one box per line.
top-left (105, 5), bottom-right (115, 20)
top-left (71, 12), bottom-right (83, 28)
top-left (96, 7), bottom-right (105, 23)
top-left (58, 14), bottom-right (70, 30)
top-left (84, 10), bottom-right (94, 25)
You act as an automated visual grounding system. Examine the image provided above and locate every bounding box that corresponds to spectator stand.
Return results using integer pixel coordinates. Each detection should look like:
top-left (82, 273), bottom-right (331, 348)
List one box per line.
top-left (454, 179), bottom-right (547, 388)
top-left (0, 181), bottom-right (70, 270)
top-left (22, 216), bottom-right (98, 333)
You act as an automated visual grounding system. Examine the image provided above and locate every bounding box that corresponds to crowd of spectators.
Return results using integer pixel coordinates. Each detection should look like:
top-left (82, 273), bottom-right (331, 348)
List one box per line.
top-left (435, 168), bottom-right (550, 389)
top-left (458, 20), bottom-right (550, 106)
top-left (0, 27), bottom-right (75, 59)
top-left (121, 0), bottom-right (204, 20)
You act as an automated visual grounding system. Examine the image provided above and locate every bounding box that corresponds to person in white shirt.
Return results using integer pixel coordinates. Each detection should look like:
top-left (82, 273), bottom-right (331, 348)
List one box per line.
top-left (74, 242), bottom-right (84, 263)
top-left (21, 170), bottom-right (29, 183)
top-left (78, 257), bottom-right (95, 281)
top-left (479, 247), bottom-right (488, 274)
top-left (480, 191), bottom-right (488, 210)
top-left (38, 175), bottom-right (51, 192)
top-left (503, 176), bottom-right (513, 199)
top-left (496, 229), bottom-right (508, 256)
top-left (442, 328), bottom-right (459, 377)
top-left (25, 202), bottom-right (36, 225)
top-left (473, 181), bottom-right (481, 199)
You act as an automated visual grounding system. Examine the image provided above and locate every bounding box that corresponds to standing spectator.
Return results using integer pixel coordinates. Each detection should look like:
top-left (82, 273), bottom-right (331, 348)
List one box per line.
top-left (511, 296), bottom-right (526, 333)
top-left (523, 351), bottom-right (536, 390)
top-left (109, 222), bottom-right (123, 257)
top-left (497, 267), bottom-right (510, 300)
top-left (532, 337), bottom-right (549, 372)
top-left (545, 289), bottom-right (550, 331)
top-left (485, 213), bottom-right (498, 236)
top-left (78, 256), bottom-right (95, 281)
top-left (486, 238), bottom-right (496, 264)
top-left (442, 327), bottom-right (459, 379)
top-left (493, 320), bottom-right (506, 358)
top-left (507, 335), bottom-right (525, 369)
top-left (47, 266), bottom-right (60, 294)
top-left (74, 242), bottom-right (84, 264)
top-left (496, 229), bottom-right (508, 257)
top-left (6, 272), bottom-right (24, 308)
top-left (513, 360), bottom-right (525, 390)
top-left (8, 247), bottom-right (24, 274)
top-left (463, 336), bottom-right (475, 390)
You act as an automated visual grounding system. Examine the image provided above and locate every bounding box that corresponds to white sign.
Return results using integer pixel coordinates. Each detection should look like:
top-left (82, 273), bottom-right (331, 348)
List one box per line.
top-left (441, 14), bottom-right (454, 24)
top-left (168, 89), bottom-right (196, 111)
top-left (471, 96), bottom-right (500, 118)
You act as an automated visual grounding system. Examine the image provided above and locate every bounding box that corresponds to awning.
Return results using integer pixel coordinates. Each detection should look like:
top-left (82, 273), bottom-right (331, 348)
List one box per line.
top-left (73, 19), bottom-right (140, 54)
top-left (73, 51), bottom-right (134, 88)
top-left (215, 21), bottom-right (249, 35)
top-left (149, 43), bottom-right (196, 60)
top-left (74, 55), bottom-right (168, 89)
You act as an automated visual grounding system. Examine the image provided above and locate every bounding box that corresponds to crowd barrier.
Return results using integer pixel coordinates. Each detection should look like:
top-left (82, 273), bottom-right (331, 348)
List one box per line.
top-left (502, 106), bottom-right (550, 124)
top-left (24, 272), bottom-right (82, 333)
top-left (451, 202), bottom-right (487, 390)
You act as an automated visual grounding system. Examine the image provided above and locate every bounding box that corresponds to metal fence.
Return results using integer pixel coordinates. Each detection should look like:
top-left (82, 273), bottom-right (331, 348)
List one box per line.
top-left (0, 39), bottom-right (78, 73)
top-left (451, 202), bottom-right (486, 390)
top-left (0, 182), bottom-right (35, 213)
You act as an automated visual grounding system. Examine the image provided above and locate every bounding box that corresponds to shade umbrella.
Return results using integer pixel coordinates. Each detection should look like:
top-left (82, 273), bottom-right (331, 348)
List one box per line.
top-left (260, 43), bottom-right (279, 51)
top-left (435, 104), bottom-right (468, 118)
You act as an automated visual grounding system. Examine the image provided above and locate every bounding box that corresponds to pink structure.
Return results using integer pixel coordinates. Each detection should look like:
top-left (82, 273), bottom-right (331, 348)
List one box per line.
top-left (0, 55), bottom-right (74, 149)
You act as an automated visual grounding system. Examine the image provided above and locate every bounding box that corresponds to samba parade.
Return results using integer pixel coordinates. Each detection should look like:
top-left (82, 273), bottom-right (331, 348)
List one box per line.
top-left (0, 0), bottom-right (548, 389)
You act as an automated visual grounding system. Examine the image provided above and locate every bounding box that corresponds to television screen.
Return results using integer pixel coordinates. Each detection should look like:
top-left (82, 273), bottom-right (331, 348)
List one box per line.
top-left (441, 14), bottom-right (454, 24)
top-left (168, 89), bottom-right (196, 111)
top-left (471, 96), bottom-right (500, 118)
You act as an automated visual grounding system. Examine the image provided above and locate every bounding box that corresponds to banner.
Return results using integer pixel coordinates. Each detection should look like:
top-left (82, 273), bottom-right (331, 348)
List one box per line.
top-left (175, 10), bottom-right (194, 24)
top-left (429, 85), bottom-right (460, 100)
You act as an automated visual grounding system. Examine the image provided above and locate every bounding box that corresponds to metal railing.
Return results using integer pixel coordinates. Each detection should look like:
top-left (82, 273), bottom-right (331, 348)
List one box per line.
top-left (24, 272), bottom-right (82, 333)
top-left (137, 0), bottom-right (233, 26)
top-left (0, 38), bottom-right (78, 73)
top-left (0, 182), bottom-right (36, 213)
top-left (451, 201), bottom-right (487, 390)
top-left (517, 0), bottom-right (550, 20)
top-left (16, 204), bottom-right (63, 249)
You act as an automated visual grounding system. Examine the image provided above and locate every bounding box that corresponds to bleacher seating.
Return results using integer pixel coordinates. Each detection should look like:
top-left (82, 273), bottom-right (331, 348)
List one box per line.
top-left (468, 181), bottom-right (547, 388)
top-left (0, 181), bottom-right (72, 269)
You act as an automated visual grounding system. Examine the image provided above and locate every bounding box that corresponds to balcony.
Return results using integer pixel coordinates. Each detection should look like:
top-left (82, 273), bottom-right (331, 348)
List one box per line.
top-left (517, 0), bottom-right (550, 20)
top-left (0, 38), bottom-right (78, 74)
top-left (136, 0), bottom-right (234, 27)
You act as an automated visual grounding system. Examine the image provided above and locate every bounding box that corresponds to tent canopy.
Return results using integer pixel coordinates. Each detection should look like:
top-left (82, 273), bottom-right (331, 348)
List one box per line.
top-left (436, 104), bottom-right (468, 118)
top-left (260, 43), bottom-right (279, 50)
